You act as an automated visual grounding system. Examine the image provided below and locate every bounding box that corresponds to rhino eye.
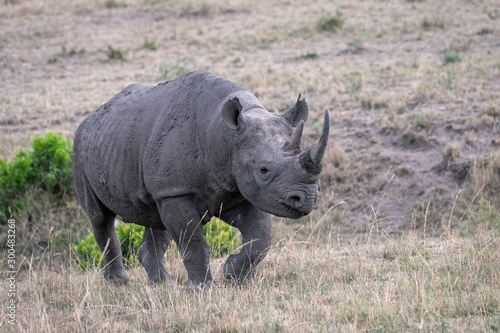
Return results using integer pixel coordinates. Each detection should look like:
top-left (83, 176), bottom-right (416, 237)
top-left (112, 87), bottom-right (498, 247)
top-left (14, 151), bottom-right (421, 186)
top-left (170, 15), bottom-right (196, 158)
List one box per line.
top-left (260, 167), bottom-right (269, 175)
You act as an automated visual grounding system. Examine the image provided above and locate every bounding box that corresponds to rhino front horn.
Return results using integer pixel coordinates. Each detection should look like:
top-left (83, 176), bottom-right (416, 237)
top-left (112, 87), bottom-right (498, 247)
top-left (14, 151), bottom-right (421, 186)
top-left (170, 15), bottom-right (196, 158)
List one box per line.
top-left (299, 110), bottom-right (330, 175)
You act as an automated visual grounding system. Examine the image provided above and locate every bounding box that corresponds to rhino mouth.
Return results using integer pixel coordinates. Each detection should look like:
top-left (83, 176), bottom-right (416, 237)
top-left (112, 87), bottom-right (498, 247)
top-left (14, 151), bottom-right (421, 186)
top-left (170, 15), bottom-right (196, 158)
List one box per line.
top-left (276, 198), bottom-right (313, 218)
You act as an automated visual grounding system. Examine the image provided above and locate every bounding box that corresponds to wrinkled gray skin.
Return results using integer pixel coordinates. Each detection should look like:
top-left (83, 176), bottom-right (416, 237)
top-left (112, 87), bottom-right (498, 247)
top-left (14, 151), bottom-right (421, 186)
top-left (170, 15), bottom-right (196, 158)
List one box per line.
top-left (73, 71), bottom-right (329, 286)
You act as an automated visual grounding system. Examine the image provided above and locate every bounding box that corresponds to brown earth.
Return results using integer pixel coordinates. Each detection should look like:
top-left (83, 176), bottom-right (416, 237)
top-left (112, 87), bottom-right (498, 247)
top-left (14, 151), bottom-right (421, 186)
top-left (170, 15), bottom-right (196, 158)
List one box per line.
top-left (1, 0), bottom-right (499, 234)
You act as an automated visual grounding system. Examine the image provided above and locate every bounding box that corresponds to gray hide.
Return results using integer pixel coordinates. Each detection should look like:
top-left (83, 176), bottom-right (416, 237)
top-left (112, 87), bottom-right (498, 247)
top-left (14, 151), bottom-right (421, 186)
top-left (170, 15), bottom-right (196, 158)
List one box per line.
top-left (73, 71), bottom-right (330, 285)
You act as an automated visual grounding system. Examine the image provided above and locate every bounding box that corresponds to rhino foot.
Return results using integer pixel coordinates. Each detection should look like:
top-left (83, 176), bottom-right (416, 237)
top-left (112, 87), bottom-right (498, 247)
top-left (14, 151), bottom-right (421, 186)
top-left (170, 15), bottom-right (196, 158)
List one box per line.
top-left (223, 254), bottom-right (256, 283)
top-left (104, 270), bottom-right (129, 285)
top-left (147, 269), bottom-right (173, 285)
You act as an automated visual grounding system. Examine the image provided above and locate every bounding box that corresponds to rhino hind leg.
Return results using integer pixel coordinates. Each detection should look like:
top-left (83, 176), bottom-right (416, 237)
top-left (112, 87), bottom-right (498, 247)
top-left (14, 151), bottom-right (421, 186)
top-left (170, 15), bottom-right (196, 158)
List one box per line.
top-left (221, 202), bottom-right (272, 283)
top-left (91, 211), bottom-right (129, 284)
top-left (139, 227), bottom-right (173, 283)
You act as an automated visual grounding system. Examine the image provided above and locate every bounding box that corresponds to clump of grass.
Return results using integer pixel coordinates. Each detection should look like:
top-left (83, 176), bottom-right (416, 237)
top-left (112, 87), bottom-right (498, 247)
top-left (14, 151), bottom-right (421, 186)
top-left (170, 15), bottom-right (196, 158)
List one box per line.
top-left (143, 38), bottom-right (157, 51)
top-left (107, 44), bottom-right (128, 61)
top-left (444, 141), bottom-right (461, 161)
top-left (442, 51), bottom-right (461, 65)
top-left (297, 52), bottom-right (318, 60)
top-left (347, 38), bottom-right (365, 52)
top-left (438, 69), bottom-right (457, 88)
top-left (199, 3), bottom-right (211, 16)
top-left (463, 198), bottom-right (500, 232)
top-left (421, 16), bottom-right (445, 30)
top-left (181, 3), bottom-right (212, 16)
top-left (158, 59), bottom-right (191, 80)
top-left (476, 27), bottom-right (493, 35)
top-left (318, 10), bottom-right (345, 32)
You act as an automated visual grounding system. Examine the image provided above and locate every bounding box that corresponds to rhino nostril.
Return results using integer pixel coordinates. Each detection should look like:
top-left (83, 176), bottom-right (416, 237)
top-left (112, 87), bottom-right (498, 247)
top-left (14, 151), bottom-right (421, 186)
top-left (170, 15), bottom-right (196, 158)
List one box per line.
top-left (287, 193), bottom-right (305, 209)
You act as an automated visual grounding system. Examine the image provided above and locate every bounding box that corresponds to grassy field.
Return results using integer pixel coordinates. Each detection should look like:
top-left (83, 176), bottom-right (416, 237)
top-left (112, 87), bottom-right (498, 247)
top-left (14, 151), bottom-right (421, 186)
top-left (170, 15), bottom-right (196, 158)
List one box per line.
top-left (1, 0), bottom-right (500, 331)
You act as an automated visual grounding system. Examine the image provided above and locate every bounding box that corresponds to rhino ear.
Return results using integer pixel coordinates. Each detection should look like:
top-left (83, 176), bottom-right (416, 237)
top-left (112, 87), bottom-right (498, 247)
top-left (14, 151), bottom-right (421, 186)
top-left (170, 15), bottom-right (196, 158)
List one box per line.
top-left (282, 94), bottom-right (308, 127)
top-left (222, 97), bottom-right (245, 130)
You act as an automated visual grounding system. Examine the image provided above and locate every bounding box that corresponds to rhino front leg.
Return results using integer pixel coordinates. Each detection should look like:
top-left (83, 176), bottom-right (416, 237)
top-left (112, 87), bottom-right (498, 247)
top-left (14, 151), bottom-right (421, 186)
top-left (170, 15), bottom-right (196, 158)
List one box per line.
top-left (221, 202), bottom-right (272, 283)
top-left (159, 197), bottom-right (212, 286)
top-left (139, 227), bottom-right (173, 283)
top-left (91, 213), bottom-right (129, 284)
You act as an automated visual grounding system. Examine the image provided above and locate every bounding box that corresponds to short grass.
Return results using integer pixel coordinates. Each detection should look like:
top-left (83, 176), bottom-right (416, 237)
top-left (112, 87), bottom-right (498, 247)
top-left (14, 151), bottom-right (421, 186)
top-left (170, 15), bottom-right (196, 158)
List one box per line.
top-left (1, 227), bottom-right (499, 332)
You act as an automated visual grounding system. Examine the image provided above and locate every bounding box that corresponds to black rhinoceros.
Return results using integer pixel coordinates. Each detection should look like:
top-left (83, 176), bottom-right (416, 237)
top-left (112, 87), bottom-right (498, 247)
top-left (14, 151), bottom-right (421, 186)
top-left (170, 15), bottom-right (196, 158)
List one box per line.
top-left (73, 71), bottom-right (329, 285)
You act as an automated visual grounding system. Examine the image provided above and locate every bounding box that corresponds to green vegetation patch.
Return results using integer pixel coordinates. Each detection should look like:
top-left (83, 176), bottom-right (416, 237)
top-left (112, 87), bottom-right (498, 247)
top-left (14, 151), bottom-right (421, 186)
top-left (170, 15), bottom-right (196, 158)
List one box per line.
top-left (0, 132), bottom-right (73, 221)
top-left (74, 217), bottom-right (240, 270)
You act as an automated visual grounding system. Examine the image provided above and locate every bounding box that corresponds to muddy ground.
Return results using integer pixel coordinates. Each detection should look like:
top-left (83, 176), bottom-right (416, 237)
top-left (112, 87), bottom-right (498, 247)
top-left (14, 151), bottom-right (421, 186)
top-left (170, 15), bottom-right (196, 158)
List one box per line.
top-left (1, 0), bottom-right (499, 233)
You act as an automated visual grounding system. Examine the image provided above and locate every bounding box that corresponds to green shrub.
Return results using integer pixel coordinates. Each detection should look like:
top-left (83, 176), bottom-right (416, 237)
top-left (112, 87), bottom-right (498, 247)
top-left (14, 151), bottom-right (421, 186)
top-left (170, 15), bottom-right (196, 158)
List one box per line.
top-left (115, 221), bottom-right (144, 265)
top-left (0, 132), bottom-right (73, 221)
top-left (73, 221), bottom-right (144, 270)
top-left (73, 232), bottom-right (102, 270)
top-left (203, 217), bottom-right (239, 257)
top-left (74, 217), bottom-right (239, 270)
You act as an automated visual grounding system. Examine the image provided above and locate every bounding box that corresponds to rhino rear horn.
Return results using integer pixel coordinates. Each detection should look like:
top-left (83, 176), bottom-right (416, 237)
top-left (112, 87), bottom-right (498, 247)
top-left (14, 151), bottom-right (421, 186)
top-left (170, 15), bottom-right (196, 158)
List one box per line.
top-left (282, 94), bottom-right (308, 127)
top-left (222, 97), bottom-right (244, 130)
top-left (299, 110), bottom-right (330, 175)
top-left (283, 119), bottom-right (304, 154)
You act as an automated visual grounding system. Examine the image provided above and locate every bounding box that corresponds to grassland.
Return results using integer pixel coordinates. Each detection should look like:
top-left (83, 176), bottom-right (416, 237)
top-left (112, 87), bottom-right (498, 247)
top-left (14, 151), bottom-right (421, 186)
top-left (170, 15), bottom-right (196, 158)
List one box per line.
top-left (1, 0), bottom-right (500, 331)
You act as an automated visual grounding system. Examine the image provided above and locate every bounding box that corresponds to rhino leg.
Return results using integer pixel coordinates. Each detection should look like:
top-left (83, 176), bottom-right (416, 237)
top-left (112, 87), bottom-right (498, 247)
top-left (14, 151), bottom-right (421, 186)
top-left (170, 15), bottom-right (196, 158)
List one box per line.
top-left (91, 212), bottom-right (129, 284)
top-left (158, 197), bottom-right (212, 286)
top-left (221, 201), bottom-right (272, 283)
top-left (139, 227), bottom-right (173, 283)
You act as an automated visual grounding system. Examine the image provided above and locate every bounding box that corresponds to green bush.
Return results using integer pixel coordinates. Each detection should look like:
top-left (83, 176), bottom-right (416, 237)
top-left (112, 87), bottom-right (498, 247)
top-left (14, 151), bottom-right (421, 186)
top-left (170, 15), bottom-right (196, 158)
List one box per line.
top-left (203, 217), bottom-right (239, 257)
top-left (73, 232), bottom-right (102, 270)
top-left (115, 221), bottom-right (144, 266)
top-left (0, 132), bottom-right (73, 221)
top-left (74, 217), bottom-right (240, 270)
top-left (74, 220), bottom-right (144, 270)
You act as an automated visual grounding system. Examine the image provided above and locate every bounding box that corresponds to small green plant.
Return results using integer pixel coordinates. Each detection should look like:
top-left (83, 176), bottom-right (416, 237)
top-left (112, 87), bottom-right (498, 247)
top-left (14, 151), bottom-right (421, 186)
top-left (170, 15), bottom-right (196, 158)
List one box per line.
top-left (442, 51), bottom-right (461, 65)
top-left (477, 27), bottom-right (493, 35)
top-left (298, 52), bottom-right (318, 60)
top-left (107, 45), bottom-right (127, 61)
top-left (318, 10), bottom-right (345, 32)
top-left (412, 113), bottom-right (428, 129)
top-left (48, 57), bottom-right (58, 64)
top-left (158, 59), bottom-right (191, 80)
top-left (347, 38), bottom-right (364, 52)
top-left (143, 38), bottom-right (157, 51)
top-left (0, 132), bottom-right (73, 220)
top-left (438, 69), bottom-right (457, 89)
top-left (199, 3), bottom-right (211, 16)
top-left (421, 16), bottom-right (445, 30)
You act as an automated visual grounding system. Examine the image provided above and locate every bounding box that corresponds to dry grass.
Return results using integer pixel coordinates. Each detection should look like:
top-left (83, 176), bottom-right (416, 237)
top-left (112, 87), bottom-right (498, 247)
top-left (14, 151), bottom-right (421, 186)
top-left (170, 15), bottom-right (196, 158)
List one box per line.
top-left (1, 0), bottom-right (500, 331)
top-left (1, 227), bottom-right (499, 332)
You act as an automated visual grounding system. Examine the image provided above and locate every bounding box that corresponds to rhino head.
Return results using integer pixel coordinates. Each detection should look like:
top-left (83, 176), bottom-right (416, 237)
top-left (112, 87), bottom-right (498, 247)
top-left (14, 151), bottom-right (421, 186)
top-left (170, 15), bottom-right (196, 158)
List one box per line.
top-left (222, 93), bottom-right (330, 219)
